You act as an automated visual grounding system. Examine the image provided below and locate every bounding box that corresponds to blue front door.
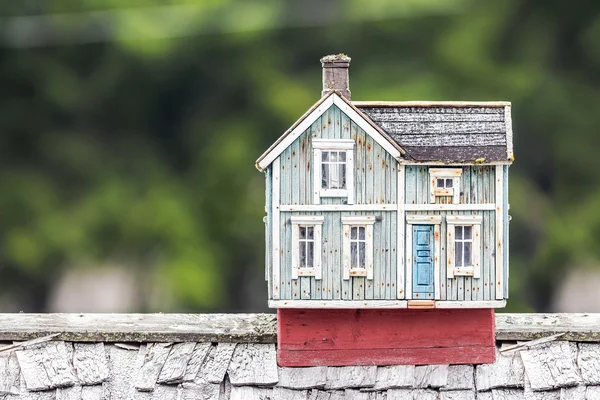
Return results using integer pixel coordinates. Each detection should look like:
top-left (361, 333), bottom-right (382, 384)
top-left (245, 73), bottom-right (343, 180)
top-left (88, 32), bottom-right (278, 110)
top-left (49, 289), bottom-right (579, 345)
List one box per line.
top-left (412, 224), bottom-right (434, 299)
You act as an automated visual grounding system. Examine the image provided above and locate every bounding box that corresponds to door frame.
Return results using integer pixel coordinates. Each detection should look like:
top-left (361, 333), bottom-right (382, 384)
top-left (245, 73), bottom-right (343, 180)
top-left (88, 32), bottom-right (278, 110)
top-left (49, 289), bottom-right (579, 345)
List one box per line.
top-left (405, 215), bottom-right (441, 300)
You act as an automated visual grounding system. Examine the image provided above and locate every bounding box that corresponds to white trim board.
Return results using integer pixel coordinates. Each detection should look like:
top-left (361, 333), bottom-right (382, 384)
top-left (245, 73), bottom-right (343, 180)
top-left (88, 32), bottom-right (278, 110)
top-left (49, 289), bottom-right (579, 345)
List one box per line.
top-left (404, 204), bottom-right (495, 211)
top-left (271, 158), bottom-right (280, 299)
top-left (397, 165), bottom-right (405, 300)
top-left (280, 204), bottom-right (397, 212)
top-left (269, 299), bottom-right (506, 309)
top-left (495, 165), bottom-right (504, 299)
top-left (257, 95), bottom-right (334, 171)
top-left (269, 300), bottom-right (408, 309)
top-left (505, 105), bottom-right (514, 161)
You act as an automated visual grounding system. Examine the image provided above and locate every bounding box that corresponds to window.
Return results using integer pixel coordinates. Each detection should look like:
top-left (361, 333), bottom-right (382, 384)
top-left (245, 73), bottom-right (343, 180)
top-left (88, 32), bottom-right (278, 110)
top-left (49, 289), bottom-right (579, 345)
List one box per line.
top-left (446, 216), bottom-right (481, 278)
top-left (291, 216), bottom-right (323, 279)
top-left (429, 168), bottom-right (462, 204)
top-left (312, 139), bottom-right (354, 204)
top-left (342, 216), bottom-right (375, 279)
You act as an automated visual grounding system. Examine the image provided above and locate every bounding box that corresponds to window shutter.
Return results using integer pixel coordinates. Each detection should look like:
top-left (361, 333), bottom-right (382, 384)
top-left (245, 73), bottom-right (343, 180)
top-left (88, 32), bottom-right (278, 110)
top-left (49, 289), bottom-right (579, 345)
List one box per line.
top-left (314, 224), bottom-right (322, 280)
top-left (313, 149), bottom-right (321, 205)
top-left (343, 224), bottom-right (350, 280)
top-left (447, 225), bottom-right (455, 279)
top-left (473, 223), bottom-right (481, 279)
top-left (291, 223), bottom-right (299, 280)
top-left (366, 224), bottom-right (374, 280)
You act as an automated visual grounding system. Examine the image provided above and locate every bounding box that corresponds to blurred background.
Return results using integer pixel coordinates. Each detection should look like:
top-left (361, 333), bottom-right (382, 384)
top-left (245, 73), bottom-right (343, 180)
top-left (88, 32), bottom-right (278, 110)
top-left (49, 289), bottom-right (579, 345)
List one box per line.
top-left (0, 0), bottom-right (599, 313)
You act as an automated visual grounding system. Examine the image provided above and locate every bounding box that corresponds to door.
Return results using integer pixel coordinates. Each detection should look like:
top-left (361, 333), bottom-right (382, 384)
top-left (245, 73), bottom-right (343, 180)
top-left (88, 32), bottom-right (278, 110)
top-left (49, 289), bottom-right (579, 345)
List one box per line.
top-left (412, 224), bottom-right (434, 299)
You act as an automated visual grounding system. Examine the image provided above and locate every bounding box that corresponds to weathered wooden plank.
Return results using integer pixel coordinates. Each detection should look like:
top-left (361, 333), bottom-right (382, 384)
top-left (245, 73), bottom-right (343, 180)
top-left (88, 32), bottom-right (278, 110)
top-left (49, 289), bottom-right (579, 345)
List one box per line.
top-left (414, 365), bottom-right (448, 388)
top-left (156, 342), bottom-right (196, 384)
top-left (105, 344), bottom-right (145, 400)
top-left (396, 165), bottom-right (404, 300)
top-left (496, 314), bottom-right (600, 341)
top-left (441, 365), bottom-right (474, 391)
top-left (440, 391), bottom-right (476, 400)
top-left (229, 386), bottom-right (273, 400)
top-left (0, 351), bottom-right (20, 395)
top-left (475, 348), bottom-right (524, 391)
top-left (182, 342), bottom-right (211, 382)
top-left (81, 385), bottom-right (106, 400)
top-left (400, 146), bottom-right (508, 163)
top-left (72, 343), bottom-right (109, 385)
top-left (577, 343), bottom-right (600, 384)
top-left (372, 365), bottom-right (414, 390)
top-left (201, 343), bottom-right (236, 384)
top-left (227, 343), bottom-right (278, 387)
top-left (272, 158), bottom-right (281, 300)
top-left (495, 165), bottom-right (504, 299)
top-left (181, 379), bottom-right (220, 400)
top-left (520, 342), bottom-right (581, 391)
top-left (324, 366), bottom-right (377, 389)
top-left (134, 343), bottom-right (172, 391)
top-left (393, 133), bottom-right (506, 147)
top-left (272, 387), bottom-right (308, 400)
top-left (490, 389), bottom-right (525, 400)
top-left (277, 366), bottom-right (327, 389)
top-left (16, 341), bottom-right (77, 391)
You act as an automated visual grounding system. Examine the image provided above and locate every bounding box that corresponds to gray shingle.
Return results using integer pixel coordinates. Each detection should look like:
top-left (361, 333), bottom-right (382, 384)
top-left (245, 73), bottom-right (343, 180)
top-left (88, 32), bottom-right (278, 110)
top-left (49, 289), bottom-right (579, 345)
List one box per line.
top-left (134, 343), bottom-right (172, 392)
top-left (201, 343), bottom-right (236, 384)
top-left (72, 343), bottom-right (109, 385)
top-left (16, 341), bottom-right (77, 391)
top-left (227, 344), bottom-right (278, 387)
top-left (491, 388), bottom-right (525, 400)
top-left (576, 343), bottom-right (600, 385)
top-left (476, 349), bottom-right (524, 391)
top-left (414, 365), bottom-right (448, 389)
top-left (442, 366), bottom-right (474, 391)
top-left (272, 387), bottom-right (308, 400)
top-left (520, 342), bottom-right (581, 391)
top-left (372, 365), bottom-right (415, 390)
top-left (325, 367), bottom-right (377, 390)
top-left (440, 390), bottom-right (475, 400)
top-left (278, 367), bottom-right (327, 389)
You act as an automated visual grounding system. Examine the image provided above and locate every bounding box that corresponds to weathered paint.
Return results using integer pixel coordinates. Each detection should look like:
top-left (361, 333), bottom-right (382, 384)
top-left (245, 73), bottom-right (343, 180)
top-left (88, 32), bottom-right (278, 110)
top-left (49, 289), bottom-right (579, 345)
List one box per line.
top-left (267, 104), bottom-right (510, 305)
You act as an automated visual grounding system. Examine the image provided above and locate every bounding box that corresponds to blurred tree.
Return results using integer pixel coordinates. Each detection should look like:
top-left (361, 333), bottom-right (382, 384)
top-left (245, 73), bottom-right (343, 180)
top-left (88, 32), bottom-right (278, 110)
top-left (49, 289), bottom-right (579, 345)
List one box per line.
top-left (0, 0), bottom-right (598, 311)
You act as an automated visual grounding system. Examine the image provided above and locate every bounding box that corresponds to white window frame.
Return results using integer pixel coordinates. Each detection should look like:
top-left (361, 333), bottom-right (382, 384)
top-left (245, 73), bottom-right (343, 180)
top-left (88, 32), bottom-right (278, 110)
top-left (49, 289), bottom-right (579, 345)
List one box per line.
top-left (342, 216), bottom-right (375, 280)
top-left (429, 168), bottom-right (462, 204)
top-left (313, 139), bottom-right (354, 205)
top-left (446, 215), bottom-right (482, 278)
top-left (291, 216), bottom-right (323, 279)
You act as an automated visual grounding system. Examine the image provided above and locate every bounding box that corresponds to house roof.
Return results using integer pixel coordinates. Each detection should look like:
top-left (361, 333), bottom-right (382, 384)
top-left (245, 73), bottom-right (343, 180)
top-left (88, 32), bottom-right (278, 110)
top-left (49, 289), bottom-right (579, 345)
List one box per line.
top-left (354, 101), bottom-right (514, 164)
top-left (0, 313), bottom-right (597, 399)
top-left (256, 95), bottom-right (514, 170)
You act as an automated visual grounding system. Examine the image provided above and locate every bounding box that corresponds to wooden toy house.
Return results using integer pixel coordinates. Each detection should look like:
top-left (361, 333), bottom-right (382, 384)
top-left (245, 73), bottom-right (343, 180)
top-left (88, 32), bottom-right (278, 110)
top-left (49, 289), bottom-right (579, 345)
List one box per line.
top-left (256, 55), bottom-right (513, 366)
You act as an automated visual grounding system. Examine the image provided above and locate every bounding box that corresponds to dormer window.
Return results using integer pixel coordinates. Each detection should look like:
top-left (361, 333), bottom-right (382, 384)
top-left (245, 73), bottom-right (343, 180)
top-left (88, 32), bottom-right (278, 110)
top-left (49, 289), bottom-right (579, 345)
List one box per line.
top-left (313, 139), bottom-right (354, 204)
top-left (429, 168), bottom-right (462, 204)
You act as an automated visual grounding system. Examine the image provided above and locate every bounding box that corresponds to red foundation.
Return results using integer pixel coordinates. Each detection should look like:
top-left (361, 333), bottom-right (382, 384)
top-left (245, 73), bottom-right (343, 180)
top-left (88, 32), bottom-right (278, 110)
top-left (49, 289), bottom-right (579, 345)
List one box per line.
top-left (277, 308), bottom-right (496, 366)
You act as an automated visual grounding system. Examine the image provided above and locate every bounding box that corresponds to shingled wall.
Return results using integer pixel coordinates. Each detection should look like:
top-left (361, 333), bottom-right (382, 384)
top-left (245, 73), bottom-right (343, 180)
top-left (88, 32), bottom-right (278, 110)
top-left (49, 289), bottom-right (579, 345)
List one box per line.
top-left (0, 313), bottom-right (599, 399)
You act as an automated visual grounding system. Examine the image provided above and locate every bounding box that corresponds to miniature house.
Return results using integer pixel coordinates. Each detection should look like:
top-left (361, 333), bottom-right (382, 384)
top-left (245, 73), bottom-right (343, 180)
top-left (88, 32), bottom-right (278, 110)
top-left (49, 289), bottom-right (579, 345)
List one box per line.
top-left (256, 55), bottom-right (513, 366)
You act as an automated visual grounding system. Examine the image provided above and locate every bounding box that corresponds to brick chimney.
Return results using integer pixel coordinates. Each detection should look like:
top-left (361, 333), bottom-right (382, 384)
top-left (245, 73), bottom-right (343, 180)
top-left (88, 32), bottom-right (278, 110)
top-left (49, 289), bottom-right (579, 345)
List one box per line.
top-left (321, 54), bottom-right (351, 100)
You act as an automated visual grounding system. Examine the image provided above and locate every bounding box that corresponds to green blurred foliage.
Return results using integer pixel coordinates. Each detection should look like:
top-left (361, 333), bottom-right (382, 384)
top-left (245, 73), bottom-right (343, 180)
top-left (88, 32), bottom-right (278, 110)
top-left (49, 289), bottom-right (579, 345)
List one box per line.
top-left (0, 0), bottom-right (598, 311)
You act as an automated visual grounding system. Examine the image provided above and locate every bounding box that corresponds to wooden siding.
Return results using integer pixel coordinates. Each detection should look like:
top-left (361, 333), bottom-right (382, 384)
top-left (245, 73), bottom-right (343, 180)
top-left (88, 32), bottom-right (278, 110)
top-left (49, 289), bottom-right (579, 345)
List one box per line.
top-left (278, 211), bottom-right (397, 301)
top-left (277, 104), bottom-right (398, 207)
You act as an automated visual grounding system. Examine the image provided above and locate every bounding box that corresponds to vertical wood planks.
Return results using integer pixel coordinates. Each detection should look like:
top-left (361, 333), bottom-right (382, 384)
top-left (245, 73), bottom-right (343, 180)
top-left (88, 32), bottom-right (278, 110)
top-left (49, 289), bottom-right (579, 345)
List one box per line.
top-left (434, 223), bottom-right (441, 300)
top-left (495, 165), bottom-right (504, 299)
top-left (504, 165), bottom-right (509, 298)
top-left (396, 165), bottom-right (404, 299)
top-left (333, 213), bottom-right (342, 300)
top-left (272, 158), bottom-right (280, 300)
top-left (265, 168), bottom-right (271, 287)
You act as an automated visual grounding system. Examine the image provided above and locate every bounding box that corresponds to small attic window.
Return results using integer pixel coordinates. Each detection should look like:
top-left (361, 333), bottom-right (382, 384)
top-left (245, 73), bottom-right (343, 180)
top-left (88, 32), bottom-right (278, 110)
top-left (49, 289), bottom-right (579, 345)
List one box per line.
top-left (312, 139), bottom-right (355, 204)
top-left (429, 168), bottom-right (462, 204)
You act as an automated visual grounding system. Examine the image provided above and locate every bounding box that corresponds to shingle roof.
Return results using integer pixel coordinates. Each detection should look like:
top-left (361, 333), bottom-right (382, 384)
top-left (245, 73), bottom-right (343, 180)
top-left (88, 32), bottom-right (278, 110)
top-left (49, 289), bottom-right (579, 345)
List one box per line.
top-left (0, 313), bottom-right (597, 400)
top-left (354, 102), bottom-right (513, 164)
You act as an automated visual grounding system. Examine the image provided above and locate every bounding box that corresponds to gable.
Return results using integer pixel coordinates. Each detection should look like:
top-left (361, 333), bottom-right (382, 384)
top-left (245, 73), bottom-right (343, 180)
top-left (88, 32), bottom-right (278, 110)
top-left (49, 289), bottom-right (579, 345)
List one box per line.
top-left (355, 102), bottom-right (513, 164)
top-left (256, 93), bottom-right (404, 171)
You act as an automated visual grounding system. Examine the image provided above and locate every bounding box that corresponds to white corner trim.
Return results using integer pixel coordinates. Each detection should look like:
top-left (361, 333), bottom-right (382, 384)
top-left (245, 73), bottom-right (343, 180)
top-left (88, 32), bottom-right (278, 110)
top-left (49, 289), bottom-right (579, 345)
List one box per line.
top-left (505, 105), bottom-right (514, 161)
top-left (320, 189), bottom-right (349, 198)
top-left (269, 300), bottom-right (409, 309)
top-left (341, 215), bottom-right (376, 225)
top-left (406, 215), bottom-right (443, 224)
top-left (271, 158), bottom-right (280, 299)
top-left (495, 165), bottom-right (504, 299)
top-left (397, 165), bottom-right (405, 300)
top-left (280, 204), bottom-right (397, 211)
top-left (312, 139), bottom-right (355, 150)
top-left (290, 216), bottom-right (325, 224)
top-left (446, 215), bottom-right (483, 225)
top-left (332, 95), bottom-right (402, 159)
top-left (257, 95), bottom-right (334, 171)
